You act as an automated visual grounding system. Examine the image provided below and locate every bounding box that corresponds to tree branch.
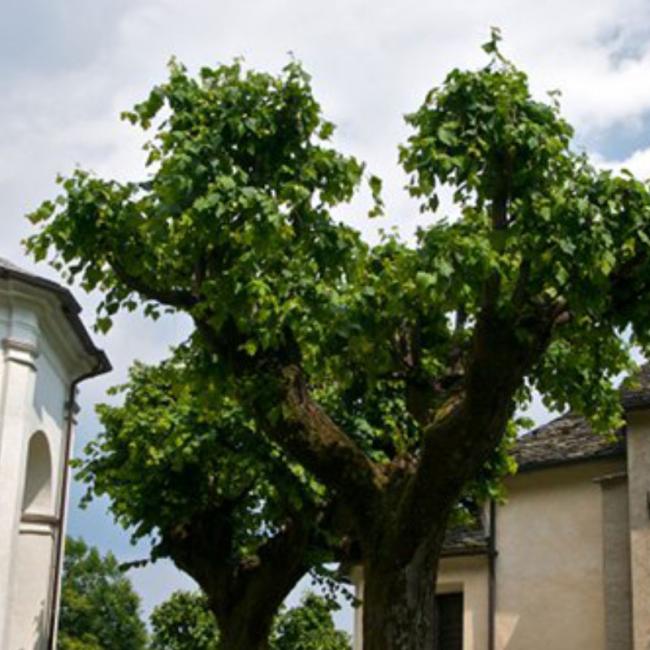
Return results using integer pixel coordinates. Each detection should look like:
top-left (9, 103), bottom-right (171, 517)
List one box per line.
top-left (397, 295), bottom-right (553, 555)
top-left (110, 257), bottom-right (199, 309)
top-left (268, 365), bottom-right (386, 524)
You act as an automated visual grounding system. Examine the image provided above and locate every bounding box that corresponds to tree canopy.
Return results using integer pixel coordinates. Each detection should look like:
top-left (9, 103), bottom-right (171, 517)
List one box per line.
top-left (77, 348), bottom-right (346, 649)
top-left (271, 593), bottom-right (351, 650)
top-left (58, 537), bottom-right (147, 650)
top-left (30, 30), bottom-right (650, 649)
top-left (80, 349), bottom-right (330, 561)
top-left (150, 591), bottom-right (220, 650)
top-left (148, 590), bottom-right (351, 650)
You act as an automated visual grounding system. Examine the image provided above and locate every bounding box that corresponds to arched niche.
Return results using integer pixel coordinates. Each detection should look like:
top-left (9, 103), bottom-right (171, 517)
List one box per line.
top-left (22, 432), bottom-right (52, 515)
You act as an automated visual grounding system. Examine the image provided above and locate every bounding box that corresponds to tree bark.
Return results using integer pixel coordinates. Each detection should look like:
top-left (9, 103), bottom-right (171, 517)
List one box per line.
top-left (218, 613), bottom-right (273, 650)
top-left (162, 510), bottom-right (313, 650)
top-left (362, 528), bottom-right (445, 650)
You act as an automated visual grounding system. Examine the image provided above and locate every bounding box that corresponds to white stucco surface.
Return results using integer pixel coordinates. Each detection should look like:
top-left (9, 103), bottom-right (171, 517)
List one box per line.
top-left (0, 275), bottom-right (105, 650)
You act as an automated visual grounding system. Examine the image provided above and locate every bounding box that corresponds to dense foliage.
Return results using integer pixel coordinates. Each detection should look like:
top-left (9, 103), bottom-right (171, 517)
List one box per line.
top-left (58, 537), bottom-right (147, 650)
top-left (271, 593), bottom-right (351, 650)
top-left (150, 591), bottom-right (220, 650)
top-left (149, 590), bottom-right (351, 650)
top-left (31, 31), bottom-right (650, 648)
top-left (78, 349), bottom-right (343, 648)
top-left (79, 351), bottom-right (328, 561)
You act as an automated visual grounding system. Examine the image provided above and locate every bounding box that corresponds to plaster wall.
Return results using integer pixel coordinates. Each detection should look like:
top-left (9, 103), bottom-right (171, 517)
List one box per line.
top-left (0, 287), bottom-right (90, 650)
top-left (600, 474), bottom-right (633, 649)
top-left (626, 410), bottom-right (650, 650)
top-left (495, 459), bottom-right (625, 650)
top-left (0, 304), bottom-right (41, 648)
top-left (6, 343), bottom-right (71, 650)
top-left (8, 529), bottom-right (56, 650)
top-left (437, 555), bottom-right (489, 649)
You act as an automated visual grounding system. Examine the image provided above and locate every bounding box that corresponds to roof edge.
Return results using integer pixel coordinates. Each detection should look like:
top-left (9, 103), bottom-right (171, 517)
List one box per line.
top-left (0, 264), bottom-right (111, 378)
top-left (516, 446), bottom-right (626, 474)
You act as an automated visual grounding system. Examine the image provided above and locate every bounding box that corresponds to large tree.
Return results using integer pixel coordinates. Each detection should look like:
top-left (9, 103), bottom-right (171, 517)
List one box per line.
top-left (28, 31), bottom-right (650, 648)
top-left (58, 537), bottom-right (147, 650)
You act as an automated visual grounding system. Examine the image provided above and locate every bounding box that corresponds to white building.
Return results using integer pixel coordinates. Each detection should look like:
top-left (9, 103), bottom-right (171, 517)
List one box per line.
top-left (0, 258), bottom-right (109, 650)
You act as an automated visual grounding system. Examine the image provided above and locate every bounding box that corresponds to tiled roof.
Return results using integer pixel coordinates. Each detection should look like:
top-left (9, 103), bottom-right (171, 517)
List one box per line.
top-left (515, 413), bottom-right (625, 471)
top-left (443, 368), bottom-right (650, 555)
top-left (442, 522), bottom-right (487, 556)
top-left (620, 363), bottom-right (650, 411)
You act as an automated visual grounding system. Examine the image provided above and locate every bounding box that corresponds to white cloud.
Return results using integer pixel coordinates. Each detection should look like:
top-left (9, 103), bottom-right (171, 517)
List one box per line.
top-left (597, 146), bottom-right (650, 179)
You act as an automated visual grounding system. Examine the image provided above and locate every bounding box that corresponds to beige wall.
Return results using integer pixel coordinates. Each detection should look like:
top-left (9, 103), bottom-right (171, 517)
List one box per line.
top-left (438, 555), bottom-right (489, 649)
top-left (352, 457), bottom-right (629, 650)
top-left (626, 410), bottom-right (650, 650)
top-left (600, 473), bottom-right (633, 649)
top-left (495, 459), bottom-right (625, 650)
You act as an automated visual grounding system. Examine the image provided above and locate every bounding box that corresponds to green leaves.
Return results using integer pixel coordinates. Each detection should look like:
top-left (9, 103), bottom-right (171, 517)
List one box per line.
top-left (79, 347), bottom-right (329, 564)
top-left (149, 590), bottom-right (351, 650)
top-left (26, 41), bottom-right (650, 555)
top-left (58, 538), bottom-right (147, 650)
top-left (481, 26), bottom-right (503, 57)
top-left (26, 58), bottom-right (365, 350)
top-left (150, 591), bottom-right (220, 650)
top-left (271, 593), bottom-right (352, 650)
top-left (368, 174), bottom-right (384, 218)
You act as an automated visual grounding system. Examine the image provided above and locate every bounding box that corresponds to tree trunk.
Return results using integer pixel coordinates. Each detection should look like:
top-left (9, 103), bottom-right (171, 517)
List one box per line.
top-left (362, 531), bottom-right (443, 650)
top-left (217, 611), bottom-right (274, 650)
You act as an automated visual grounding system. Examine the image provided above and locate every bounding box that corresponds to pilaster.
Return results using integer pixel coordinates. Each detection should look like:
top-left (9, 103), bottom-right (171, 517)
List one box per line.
top-left (596, 472), bottom-right (633, 649)
top-left (0, 336), bottom-right (39, 648)
top-left (626, 410), bottom-right (650, 650)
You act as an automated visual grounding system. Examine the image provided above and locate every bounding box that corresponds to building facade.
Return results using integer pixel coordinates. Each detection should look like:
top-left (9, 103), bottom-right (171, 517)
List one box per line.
top-left (353, 372), bottom-right (650, 650)
top-left (0, 258), bottom-right (109, 650)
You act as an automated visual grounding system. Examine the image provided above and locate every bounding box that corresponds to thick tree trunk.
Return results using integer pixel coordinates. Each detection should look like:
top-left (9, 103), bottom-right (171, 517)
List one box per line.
top-left (362, 531), bottom-right (443, 650)
top-left (218, 615), bottom-right (273, 650)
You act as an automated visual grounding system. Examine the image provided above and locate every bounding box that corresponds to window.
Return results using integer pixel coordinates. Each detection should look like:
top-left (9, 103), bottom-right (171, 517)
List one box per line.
top-left (22, 432), bottom-right (52, 515)
top-left (434, 593), bottom-right (463, 650)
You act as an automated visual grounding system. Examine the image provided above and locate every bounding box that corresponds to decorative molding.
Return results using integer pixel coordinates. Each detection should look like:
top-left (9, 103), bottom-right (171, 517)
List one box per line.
top-left (21, 512), bottom-right (59, 526)
top-left (2, 338), bottom-right (39, 371)
top-left (18, 524), bottom-right (56, 537)
top-left (18, 513), bottom-right (58, 537)
top-left (2, 337), bottom-right (39, 357)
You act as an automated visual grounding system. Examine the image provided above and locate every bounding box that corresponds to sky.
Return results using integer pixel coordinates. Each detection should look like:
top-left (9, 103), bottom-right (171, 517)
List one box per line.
top-left (4, 0), bottom-right (650, 634)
